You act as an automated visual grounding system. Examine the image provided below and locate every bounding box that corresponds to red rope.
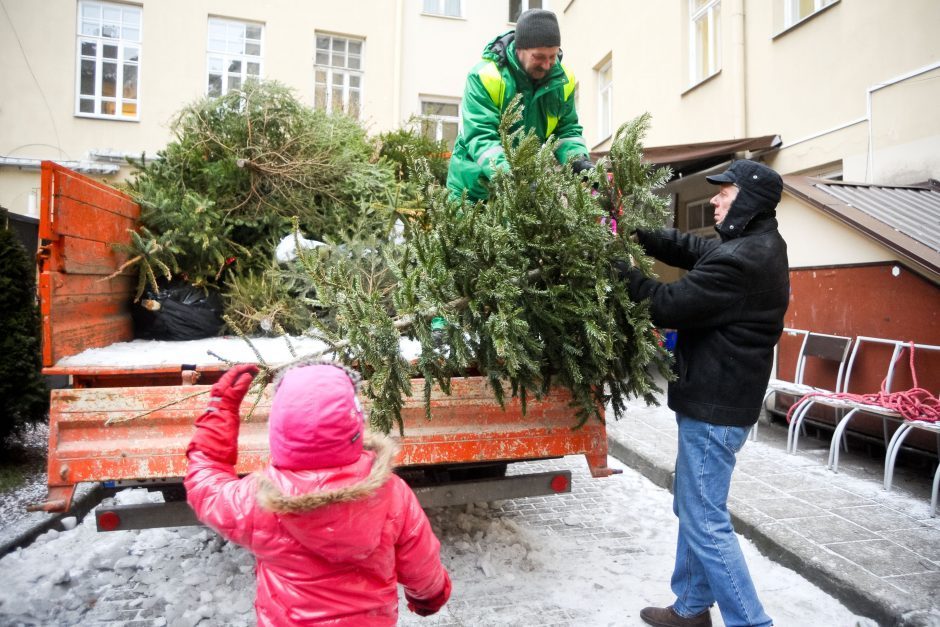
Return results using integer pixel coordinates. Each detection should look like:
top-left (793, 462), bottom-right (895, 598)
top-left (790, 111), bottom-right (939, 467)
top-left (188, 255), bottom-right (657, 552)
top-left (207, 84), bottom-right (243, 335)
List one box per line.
top-left (785, 342), bottom-right (940, 424)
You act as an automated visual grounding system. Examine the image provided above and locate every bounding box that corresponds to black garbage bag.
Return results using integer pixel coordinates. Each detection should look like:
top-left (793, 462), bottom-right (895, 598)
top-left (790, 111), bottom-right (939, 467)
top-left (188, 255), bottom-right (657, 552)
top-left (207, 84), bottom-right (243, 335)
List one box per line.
top-left (132, 280), bottom-right (225, 341)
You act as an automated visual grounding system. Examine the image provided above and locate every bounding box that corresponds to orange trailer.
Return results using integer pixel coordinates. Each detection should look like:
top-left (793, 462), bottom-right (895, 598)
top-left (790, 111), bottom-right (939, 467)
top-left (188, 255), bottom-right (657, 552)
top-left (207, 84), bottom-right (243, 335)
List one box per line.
top-left (34, 162), bottom-right (616, 530)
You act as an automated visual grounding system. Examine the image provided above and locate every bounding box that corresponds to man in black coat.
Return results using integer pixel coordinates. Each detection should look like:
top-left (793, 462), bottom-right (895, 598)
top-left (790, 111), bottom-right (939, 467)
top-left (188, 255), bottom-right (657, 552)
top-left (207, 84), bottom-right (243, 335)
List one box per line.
top-left (618, 160), bottom-right (789, 627)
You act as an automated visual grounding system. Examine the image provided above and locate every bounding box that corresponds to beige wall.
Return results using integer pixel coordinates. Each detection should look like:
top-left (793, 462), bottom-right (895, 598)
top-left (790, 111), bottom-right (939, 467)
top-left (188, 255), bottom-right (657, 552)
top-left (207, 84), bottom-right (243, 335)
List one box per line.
top-left (560, 0), bottom-right (938, 278)
top-left (560, 0), bottom-right (940, 185)
top-left (776, 195), bottom-right (899, 269)
top-left (3, 0), bottom-right (938, 242)
top-left (399, 0), bottom-right (517, 125)
top-left (0, 0), bottom-right (514, 217)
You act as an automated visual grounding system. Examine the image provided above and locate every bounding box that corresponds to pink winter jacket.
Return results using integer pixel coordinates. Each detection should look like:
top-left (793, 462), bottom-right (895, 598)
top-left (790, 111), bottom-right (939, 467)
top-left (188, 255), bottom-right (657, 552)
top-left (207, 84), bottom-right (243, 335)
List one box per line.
top-left (184, 433), bottom-right (447, 626)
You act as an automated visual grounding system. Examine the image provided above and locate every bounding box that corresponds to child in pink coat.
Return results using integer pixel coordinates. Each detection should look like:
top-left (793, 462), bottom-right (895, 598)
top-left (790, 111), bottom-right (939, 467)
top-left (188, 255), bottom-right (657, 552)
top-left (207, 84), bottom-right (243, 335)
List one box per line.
top-left (185, 359), bottom-right (451, 626)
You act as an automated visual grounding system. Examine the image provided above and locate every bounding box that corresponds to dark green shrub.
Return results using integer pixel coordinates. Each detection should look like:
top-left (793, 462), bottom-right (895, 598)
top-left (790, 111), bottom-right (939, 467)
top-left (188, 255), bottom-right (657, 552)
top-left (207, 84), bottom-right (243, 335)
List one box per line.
top-left (0, 227), bottom-right (48, 445)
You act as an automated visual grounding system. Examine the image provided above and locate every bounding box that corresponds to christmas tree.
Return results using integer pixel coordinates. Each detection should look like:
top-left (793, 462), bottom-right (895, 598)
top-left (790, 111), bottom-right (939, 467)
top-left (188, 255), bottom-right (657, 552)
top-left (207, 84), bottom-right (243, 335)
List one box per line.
top-left (297, 99), bottom-right (674, 434)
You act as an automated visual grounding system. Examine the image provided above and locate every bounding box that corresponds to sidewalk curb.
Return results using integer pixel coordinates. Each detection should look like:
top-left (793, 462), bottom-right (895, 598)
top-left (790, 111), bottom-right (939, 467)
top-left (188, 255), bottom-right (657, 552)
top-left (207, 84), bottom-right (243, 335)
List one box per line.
top-left (0, 483), bottom-right (102, 558)
top-left (605, 434), bottom-right (935, 627)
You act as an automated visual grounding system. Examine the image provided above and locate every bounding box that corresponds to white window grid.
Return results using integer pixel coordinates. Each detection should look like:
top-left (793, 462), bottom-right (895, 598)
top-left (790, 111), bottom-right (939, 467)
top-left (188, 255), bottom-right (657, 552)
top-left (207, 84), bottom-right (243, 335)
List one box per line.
top-left (689, 0), bottom-right (721, 86)
top-left (420, 100), bottom-right (460, 151)
top-left (422, 0), bottom-right (462, 18)
top-left (684, 198), bottom-right (718, 239)
top-left (207, 18), bottom-right (263, 97)
top-left (597, 61), bottom-right (613, 142)
top-left (509, 0), bottom-right (542, 23)
top-left (314, 34), bottom-right (364, 119)
top-left (783, 0), bottom-right (836, 28)
top-left (75, 0), bottom-right (141, 120)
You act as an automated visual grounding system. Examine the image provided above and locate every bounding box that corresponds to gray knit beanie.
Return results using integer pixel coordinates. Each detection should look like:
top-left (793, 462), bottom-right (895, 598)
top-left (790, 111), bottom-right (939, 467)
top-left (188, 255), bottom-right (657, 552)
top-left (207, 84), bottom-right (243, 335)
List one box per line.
top-left (514, 9), bottom-right (560, 49)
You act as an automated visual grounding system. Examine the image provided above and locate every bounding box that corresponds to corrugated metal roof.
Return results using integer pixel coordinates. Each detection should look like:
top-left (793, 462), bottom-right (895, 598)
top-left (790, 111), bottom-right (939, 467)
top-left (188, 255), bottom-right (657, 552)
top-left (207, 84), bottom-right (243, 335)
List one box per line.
top-left (782, 176), bottom-right (940, 283)
top-left (815, 182), bottom-right (940, 253)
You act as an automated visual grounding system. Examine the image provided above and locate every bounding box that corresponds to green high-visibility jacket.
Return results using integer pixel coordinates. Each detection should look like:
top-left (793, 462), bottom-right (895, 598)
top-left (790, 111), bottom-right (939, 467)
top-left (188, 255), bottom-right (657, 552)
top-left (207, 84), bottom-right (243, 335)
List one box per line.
top-left (446, 32), bottom-right (589, 202)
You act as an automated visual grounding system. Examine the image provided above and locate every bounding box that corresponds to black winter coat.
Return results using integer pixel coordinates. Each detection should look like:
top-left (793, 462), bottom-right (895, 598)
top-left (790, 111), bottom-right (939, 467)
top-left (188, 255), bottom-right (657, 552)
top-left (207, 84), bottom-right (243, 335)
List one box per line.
top-left (626, 193), bottom-right (789, 427)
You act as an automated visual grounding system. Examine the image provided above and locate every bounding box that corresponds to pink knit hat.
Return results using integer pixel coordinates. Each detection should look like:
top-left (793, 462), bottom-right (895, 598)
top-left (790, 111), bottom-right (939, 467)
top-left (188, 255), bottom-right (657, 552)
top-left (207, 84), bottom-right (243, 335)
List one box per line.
top-left (268, 363), bottom-right (365, 470)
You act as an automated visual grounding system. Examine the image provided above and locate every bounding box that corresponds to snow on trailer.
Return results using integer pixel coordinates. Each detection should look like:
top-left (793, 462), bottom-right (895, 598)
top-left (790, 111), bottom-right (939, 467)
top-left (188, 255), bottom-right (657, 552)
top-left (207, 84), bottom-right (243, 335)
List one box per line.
top-left (34, 162), bottom-right (616, 529)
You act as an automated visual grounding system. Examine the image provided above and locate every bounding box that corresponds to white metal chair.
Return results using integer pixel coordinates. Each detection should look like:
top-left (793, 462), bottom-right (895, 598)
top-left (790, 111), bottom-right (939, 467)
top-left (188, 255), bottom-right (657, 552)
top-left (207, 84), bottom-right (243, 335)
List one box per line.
top-left (753, 328), bottom-right (807, 442)
top-left (775, 331), bottom-right (854, 453)
top-left (787, 336), bottom-right (940, 513)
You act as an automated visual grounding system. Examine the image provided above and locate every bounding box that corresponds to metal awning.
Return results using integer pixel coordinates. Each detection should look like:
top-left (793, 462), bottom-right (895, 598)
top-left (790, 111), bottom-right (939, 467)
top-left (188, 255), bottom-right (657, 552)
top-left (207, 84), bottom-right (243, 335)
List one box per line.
top-left (592, 134), bottom-right (782, 178)
top-left (784, 176), bottom-right (940, 283)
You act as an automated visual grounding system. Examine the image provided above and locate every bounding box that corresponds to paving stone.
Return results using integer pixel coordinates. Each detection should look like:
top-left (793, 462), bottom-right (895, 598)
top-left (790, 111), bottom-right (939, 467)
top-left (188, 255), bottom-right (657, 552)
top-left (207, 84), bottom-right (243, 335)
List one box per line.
top-left (785, 514), bottom-right (881, 544)
top-left (786, 486), bottom-right (875, 509)
top-left (882, 570), bottom-right (940, 599)
top-left (830, 505), bottom-right (926, 533)
top-left (879, 526), bottom-right (940, 562)
top-left (824, 539), bottom-right (940, 578)
top-left (748, 495), bottom-right (828, 520)
top-left (730, 478), bottom-right (788, 500)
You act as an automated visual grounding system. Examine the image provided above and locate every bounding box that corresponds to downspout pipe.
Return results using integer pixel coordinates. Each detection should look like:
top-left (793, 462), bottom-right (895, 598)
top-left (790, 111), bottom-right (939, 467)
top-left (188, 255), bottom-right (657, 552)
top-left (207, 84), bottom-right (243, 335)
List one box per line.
top-left (729, 0), bottom-right (747, 140)
top-left (392, 0), bottom-right (404, 126)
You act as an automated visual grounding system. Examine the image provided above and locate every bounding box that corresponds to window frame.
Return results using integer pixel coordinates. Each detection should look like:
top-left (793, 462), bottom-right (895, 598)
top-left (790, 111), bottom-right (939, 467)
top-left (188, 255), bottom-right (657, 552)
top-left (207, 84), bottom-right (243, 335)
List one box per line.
top-left (508, 0), bottom-right (543, 23)
top-left (683, 198), bottom-right (718, 239)
top-left (419, 98), bottom-right (461, 151)
top-left (776, 0), bottom-right (839, 35)
top-left (75, 0), bottom-right (142, 121)
top-left (596, 60), bottom-right (613, 144)
top-left (784, 0), bottom-right (836, 28)
top-left (314, 33), bottom-right (365, 119)
top-left (688, 0), bottom-right (721, 88)
top-left (206, 17), bottom-right (264, 98)
top-left (422, 0), bottom-right (462, 18)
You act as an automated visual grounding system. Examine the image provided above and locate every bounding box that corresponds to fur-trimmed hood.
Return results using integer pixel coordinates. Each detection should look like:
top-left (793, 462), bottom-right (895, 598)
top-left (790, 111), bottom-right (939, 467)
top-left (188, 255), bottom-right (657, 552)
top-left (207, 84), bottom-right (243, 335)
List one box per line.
top-left (255, 432), bottom-right (399, 562)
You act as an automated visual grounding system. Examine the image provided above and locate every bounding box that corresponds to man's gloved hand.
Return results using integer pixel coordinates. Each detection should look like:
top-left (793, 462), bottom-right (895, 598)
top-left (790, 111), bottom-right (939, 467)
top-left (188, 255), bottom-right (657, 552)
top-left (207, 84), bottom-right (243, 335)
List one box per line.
top-left (187, 364), bottom-right (259, 465)
top-left (569, 157), bottom-right (595, 176)
top-left (406, 571), bottom-right (452, 617)
top-left (611, 258), bottom-right (634, 280)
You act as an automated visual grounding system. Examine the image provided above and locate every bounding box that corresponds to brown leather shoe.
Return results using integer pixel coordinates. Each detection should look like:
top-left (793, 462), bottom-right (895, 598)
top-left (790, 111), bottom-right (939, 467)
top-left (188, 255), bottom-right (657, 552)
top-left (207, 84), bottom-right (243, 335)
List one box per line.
top-left (640, 605), bottom-right (712, 627)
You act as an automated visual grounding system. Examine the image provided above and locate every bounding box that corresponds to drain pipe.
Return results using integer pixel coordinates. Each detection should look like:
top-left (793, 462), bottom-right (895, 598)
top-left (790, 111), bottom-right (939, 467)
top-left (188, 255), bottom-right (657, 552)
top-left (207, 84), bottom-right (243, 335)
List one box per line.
top-left (729, 0), bottom-right (747, 139)
top-left (392, 0), bottom-right (404, 126)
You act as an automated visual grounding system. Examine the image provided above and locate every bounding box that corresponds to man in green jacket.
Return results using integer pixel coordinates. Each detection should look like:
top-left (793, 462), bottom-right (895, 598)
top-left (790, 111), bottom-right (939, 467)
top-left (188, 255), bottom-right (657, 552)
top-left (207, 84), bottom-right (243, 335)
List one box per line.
top-left (446, 9), bottom-right (593, 202)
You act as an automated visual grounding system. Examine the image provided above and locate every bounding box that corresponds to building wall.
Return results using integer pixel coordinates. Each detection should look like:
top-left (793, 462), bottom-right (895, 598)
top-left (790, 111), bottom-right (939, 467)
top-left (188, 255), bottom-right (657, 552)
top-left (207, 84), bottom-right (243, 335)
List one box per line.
top-left (399, 0), bottom-right (520, 128)
top-left (775, 195), bottom-right (897, 269)
top-left (559, 0), bottom-right (940, 185)
top-left (0, 0), bottom-right (516, 217)
top-left (779, 263), bottom-right (940, 452)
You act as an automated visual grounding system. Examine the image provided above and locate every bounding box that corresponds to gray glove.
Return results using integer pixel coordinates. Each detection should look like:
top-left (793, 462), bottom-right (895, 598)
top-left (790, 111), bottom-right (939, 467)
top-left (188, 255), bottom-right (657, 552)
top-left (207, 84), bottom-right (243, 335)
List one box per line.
top-left (569, 157), bottom-right (595, 175)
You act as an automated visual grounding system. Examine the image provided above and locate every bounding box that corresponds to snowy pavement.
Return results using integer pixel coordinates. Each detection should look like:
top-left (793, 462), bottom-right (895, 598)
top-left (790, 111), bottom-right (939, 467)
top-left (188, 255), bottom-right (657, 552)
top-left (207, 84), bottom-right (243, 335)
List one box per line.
top-left (0, 455), bottom-right (870, 627)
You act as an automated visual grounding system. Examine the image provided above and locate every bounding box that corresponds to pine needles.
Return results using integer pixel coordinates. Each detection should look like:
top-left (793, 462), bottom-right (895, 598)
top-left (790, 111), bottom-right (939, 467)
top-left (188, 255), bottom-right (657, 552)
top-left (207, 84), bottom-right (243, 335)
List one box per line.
top-left (294, 98), bottom-right (674, 433)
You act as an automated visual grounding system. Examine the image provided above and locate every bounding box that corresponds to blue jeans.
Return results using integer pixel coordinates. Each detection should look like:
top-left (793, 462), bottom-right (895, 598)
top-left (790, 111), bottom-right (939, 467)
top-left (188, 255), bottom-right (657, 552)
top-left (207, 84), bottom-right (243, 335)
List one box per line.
top-left (670, 413), bottom-right (773, 627)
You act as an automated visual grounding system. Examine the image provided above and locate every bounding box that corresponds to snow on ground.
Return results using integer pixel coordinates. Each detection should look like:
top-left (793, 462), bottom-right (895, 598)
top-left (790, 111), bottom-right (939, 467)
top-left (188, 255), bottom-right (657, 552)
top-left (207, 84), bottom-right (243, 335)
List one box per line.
top-left (4, 337), bottom-right (875, 624)
top-left (0, 423), bottom-right (49, 529)
top-left (55, 336), bottom-right (425, 368)
top-left (0, 457), bottom-right (871, 627)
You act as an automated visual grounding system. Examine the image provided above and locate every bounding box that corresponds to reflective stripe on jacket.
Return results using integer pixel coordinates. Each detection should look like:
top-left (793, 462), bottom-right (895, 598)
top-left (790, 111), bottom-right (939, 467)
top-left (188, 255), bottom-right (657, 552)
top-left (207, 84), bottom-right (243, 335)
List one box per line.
top-left (446, 31), bottom-right (588, 201)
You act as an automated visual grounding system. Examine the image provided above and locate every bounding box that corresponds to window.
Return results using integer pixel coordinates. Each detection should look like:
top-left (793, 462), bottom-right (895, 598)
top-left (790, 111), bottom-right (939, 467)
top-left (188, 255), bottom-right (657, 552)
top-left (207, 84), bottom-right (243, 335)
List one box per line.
top-left (596, 61), bottom-right (612, 142)
top-left (420, 100), bottom-right (460, 151)
top-left (422, 0), bottom-right (461, 17)
top-left (509, 0), bottom-right (542, 23)
top-left (684, 199), bottom-right (717, 239)
top-left (76, 1), bottom-right (141, 119)
top-left (207, 18), bottom-right (263, 97)
top-left (783, 0), bottom-right (837, 28)
top-left (689, 0), bottom-right (720, 86)
top-left (314, 34), bottom-right (364, 119)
